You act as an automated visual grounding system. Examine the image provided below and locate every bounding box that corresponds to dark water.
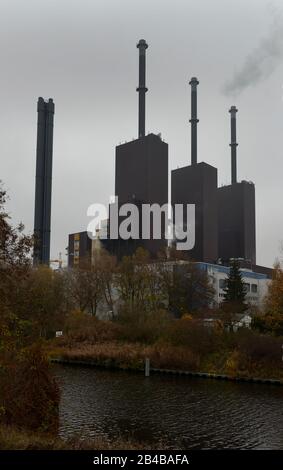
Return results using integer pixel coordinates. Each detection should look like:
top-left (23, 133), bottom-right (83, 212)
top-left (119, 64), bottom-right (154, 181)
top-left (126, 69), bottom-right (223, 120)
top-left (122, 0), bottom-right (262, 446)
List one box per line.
top-left (54, 364), bottom-right (283, 449)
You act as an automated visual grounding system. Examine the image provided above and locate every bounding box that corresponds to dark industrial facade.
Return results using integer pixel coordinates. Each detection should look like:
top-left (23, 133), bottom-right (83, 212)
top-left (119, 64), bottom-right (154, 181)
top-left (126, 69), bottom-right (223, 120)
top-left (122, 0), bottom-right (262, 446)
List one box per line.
top-left (218, 181), bottom-right (256, 264)
top-left (217, 107), bottom-right (256, 264)
top-left (171, 77), bottom-right (218, 263)
top-left (33, 97), bottom-right (55, 265)
top-left (115, 133), bottom-right (168, 257)
top-left (68, 231), bottom-right (92, 268)
top-left (113, 40), bottom-right (168, 258)
top-left (171, 162), bottom-right (218, 262)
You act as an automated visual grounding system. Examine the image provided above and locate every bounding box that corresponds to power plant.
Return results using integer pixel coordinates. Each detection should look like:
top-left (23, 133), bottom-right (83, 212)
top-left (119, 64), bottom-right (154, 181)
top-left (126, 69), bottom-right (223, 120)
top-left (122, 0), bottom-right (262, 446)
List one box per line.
top-left (66, 39), bottom-right (258, 267)
top-left (27, 40), bottom-right (259, 275)
top-left (33, 97), bottom-right (55, 265)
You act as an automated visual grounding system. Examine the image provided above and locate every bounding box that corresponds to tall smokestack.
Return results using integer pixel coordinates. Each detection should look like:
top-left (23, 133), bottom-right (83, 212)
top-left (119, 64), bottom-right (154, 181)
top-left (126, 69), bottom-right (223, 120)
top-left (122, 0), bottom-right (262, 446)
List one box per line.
top-left (136, 39), bottom-right (148, 138)
top-left (33, 97), bottom-right (55, 265)
top-left (189, 77), bottom-right (199, 165)
top-left (229, 105), bottom-right (238, 184)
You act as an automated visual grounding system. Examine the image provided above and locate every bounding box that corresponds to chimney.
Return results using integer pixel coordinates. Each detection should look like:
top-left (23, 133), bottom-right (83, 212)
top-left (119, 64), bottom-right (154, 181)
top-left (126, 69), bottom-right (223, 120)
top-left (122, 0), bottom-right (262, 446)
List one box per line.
top-left (136, 39), bottom-right (148, 138)
top-left (189, 77), bottom-right (199, 165)
top-left (33, 97), bottom-right (55, 265)
top-left (229, 106), bottom-right (238, 184)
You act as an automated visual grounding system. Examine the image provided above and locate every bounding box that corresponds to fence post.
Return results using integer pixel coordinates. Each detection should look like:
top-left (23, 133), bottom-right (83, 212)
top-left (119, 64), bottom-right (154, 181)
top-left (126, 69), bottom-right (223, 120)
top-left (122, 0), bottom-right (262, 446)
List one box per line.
top-left (145, 358), bottom-right (150, 377)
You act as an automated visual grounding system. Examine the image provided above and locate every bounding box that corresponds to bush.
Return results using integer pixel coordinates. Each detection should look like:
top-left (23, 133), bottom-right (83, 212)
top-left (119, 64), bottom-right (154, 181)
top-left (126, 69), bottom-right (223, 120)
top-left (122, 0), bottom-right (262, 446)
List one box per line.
top-left (116, 307), bottom-right (171, 344)
top-left (163, 317), bottom-right (221, 355)
top-left (252, 313), bottom-right (283, 336)
top-left (63, 311), bottom-right (121, 345)
top-left (234, 329), bottom-right (282, 365)
top-left (150, 345), bottom-right (200, 371)
top-left (0, 343), bottom-right (60, 434)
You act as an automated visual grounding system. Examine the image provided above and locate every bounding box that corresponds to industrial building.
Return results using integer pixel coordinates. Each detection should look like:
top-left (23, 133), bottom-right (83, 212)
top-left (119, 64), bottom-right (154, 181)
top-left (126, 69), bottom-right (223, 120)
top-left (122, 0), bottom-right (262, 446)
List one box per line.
top-left (217, 107), bottom-right (256, 264)
top-left (171, 89), bottom-right (256, 266)
top-left (171, 77), bottom-right (218, 263)
top-left (33, 97), bottom-right (55, 265)
top-left (172, 162), bottom-right (218, 263)
top-left (113, 39), bottom-right (168, 258)
top-left (115, 133), bottom-right (168, 257)
top-left (68, 231), bottom-right (92, 268)
top-left (218, 181), bottom-right (256, 264)
top-left (66, 39), bottom-right (263, 298)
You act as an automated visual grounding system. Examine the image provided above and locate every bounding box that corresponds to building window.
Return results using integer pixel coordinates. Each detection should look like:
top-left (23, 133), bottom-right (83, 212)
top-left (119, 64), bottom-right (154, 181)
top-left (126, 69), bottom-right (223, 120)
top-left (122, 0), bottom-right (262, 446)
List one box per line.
top-left (219, 279), bottom-right (227, 289)
top-left (251, 284), bottom-right (258, 293)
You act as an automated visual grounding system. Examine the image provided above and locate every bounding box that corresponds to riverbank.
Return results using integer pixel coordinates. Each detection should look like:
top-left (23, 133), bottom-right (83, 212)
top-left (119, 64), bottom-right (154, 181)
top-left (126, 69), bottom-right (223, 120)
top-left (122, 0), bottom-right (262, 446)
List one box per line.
top-left (51, 356), bottom-right (283, 385)
top-left (0, 426), bottom-right (167, 450)
top-left (48, 341), bottom-right (283, 383)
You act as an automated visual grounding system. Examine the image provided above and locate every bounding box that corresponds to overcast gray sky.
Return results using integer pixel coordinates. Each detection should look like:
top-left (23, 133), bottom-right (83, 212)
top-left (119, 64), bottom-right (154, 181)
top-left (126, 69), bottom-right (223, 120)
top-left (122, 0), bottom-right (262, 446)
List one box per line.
top-left (1, 0), bottom-right (283, 267)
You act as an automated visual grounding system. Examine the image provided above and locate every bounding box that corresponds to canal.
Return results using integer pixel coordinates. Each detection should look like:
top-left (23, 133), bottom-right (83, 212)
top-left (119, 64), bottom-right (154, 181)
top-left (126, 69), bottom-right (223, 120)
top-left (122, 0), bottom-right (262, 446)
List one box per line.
top-left (54, 364), bottom-right (283, 449)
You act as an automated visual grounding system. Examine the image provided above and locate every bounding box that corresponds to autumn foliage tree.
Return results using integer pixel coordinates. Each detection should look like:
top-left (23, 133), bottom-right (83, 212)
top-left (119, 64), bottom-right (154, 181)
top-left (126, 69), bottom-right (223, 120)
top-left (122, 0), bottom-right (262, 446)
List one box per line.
top-left (2, 343), bottom-right (60, 434)
top-left (265, 263), bottom-right (283, 315)
top-left (116, 248), bottom-right (166, 312)
top-left (0, 184), bottom-right (33, 352)
top-left (0, 183), bottom-right (60, 434)
top-left (16, 266), bottom-right (68, 338)
top-left (252, 263), bottom-right (283, 335)
top-left (65, 247), bottom-right (117, 316)
top-left (167, 262), bottom-right (215, 316)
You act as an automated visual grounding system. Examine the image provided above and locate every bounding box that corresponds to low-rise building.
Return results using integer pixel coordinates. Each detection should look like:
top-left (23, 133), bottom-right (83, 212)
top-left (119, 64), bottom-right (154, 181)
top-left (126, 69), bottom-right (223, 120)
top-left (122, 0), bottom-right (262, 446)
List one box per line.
top-left (195, 262), bottom-right (271, 308)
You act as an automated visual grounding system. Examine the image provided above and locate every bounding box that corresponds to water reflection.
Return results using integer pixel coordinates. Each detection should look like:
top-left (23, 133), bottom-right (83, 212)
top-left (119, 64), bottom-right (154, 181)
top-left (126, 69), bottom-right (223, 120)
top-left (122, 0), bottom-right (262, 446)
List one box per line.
top-left (54, 365), bottom-right (283, 449)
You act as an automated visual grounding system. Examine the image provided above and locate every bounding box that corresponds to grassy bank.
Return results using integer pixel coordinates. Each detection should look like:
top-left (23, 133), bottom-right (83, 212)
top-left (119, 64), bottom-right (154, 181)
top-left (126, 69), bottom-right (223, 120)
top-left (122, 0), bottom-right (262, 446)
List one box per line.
top-left (0, 426), bottom-right (169, 450)
top-left (49, 342), bottom-right (203, 373)
top-left (48, 338), bottom-right (283, 382)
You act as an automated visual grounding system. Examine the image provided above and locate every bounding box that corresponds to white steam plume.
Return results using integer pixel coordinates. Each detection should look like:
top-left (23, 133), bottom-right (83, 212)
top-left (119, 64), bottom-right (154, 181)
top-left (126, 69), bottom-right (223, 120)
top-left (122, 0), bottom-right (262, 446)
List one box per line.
top-left (223, 7), bottom-right (283, 96)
